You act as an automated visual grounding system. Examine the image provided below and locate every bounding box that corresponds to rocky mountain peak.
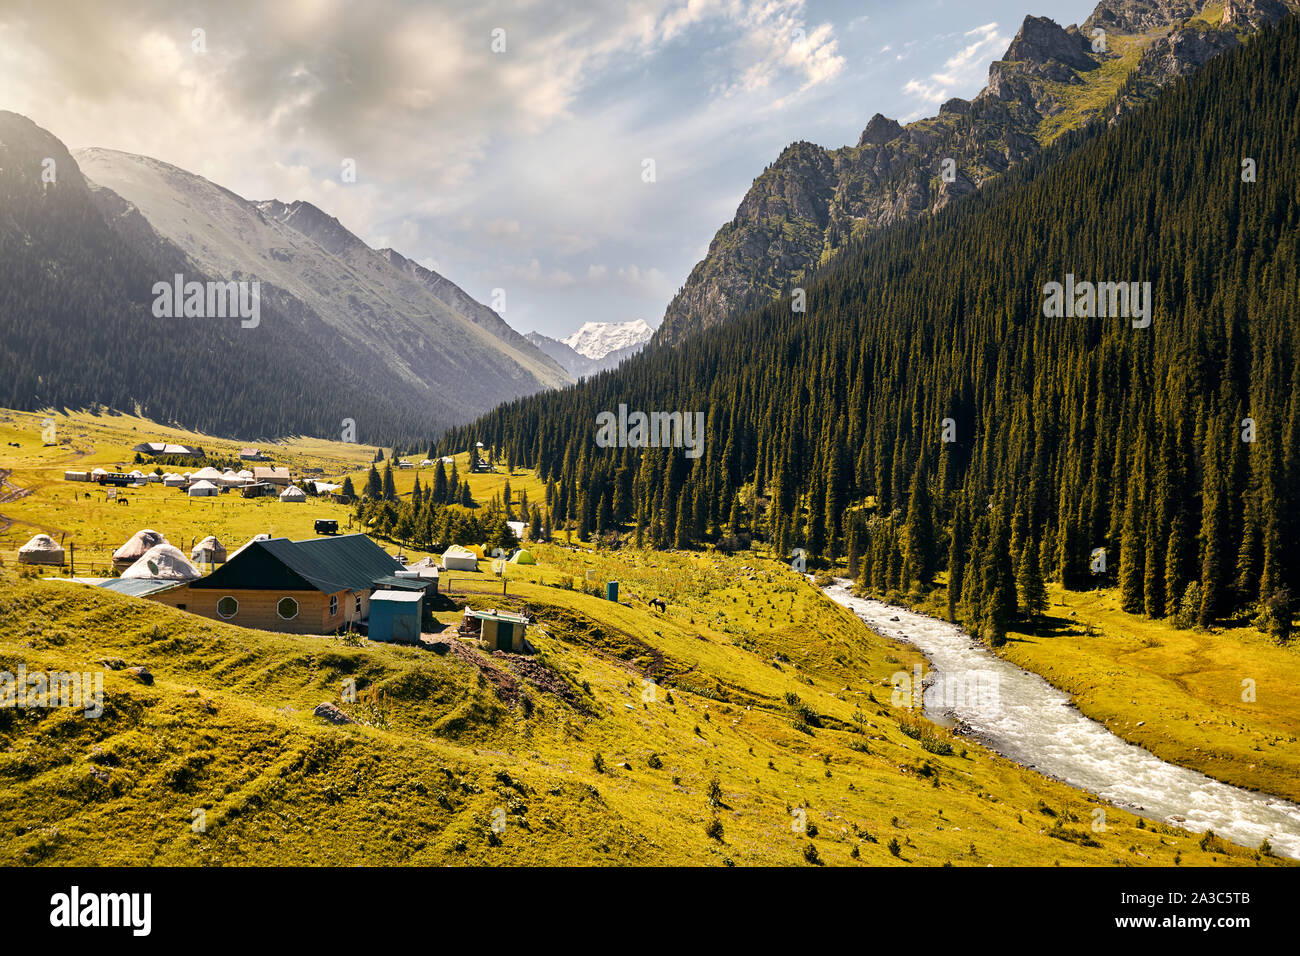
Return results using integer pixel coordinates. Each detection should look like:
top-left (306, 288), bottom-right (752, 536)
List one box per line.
top-left (1002, 15), bottom-right (1096, 71)
top-left (858, 113), bottom-right (903, 148)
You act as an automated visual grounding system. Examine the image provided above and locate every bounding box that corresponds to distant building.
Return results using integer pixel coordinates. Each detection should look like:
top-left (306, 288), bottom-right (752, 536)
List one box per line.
top-left (133, 442), bottom-right (203, 457)
top-left (252, 466), bottom-right (292, 487)
top-left (239, 448), bottom-right (269, 461)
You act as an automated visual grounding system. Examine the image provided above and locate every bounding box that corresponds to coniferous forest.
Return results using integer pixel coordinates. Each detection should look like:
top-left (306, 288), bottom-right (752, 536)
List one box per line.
top-left (438, 16), bottom-right (1300, 644)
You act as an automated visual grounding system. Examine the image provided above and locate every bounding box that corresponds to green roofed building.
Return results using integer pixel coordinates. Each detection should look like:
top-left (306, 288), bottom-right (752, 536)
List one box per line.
top-left (150, 533), bottom-right (403, 634)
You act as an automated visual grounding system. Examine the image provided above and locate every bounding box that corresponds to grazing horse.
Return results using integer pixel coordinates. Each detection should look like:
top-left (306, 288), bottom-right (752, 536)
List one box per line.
top-left (648, 598), bottom-right (667, 612)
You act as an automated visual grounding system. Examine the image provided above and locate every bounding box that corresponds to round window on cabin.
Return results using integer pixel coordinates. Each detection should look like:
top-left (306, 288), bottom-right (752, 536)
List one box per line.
top-left (217, 596), bottom-right (238, 619)
top-left (277, 597), bottom-right (299, 620)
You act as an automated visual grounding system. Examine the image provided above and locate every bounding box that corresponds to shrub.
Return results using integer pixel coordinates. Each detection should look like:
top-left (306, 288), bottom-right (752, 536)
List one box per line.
top-left (887, 837), bottom-right (901, 857)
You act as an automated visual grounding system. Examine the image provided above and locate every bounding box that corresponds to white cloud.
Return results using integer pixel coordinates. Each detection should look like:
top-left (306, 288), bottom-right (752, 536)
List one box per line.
top-left (902, 21), bottom-right (1007, 109)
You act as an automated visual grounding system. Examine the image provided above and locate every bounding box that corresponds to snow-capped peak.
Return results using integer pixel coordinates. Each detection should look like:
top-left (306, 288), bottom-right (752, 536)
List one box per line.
top-left (562, 319), bottom-right (654, 359)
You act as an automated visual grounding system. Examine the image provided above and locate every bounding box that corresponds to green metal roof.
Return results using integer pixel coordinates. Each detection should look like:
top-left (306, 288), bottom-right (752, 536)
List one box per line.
top-left (370, 574), bottom-right (432, 591)
top-left (190, 533), bottom-right (402, 593)
top-left (466, 608), bottom-right (528, 625)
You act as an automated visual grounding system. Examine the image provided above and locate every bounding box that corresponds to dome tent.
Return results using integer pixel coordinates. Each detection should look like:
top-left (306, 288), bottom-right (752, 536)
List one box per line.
top-left (18, 534), bottom-right (64, 566)
top-left (122, 543), bottom-right (201, 581)
top-left (191, 535), bottom-right (227, 566)
top-left (441, 545), bottom-right (478, 571)
top-left (508, 549), bottom-right (536, 565)
top-left (113, 529), bottom-right (167, 570)
top-left (279, 485), bottom-right (307, 502)
top-left (188, 479), bottom-right (219, 497)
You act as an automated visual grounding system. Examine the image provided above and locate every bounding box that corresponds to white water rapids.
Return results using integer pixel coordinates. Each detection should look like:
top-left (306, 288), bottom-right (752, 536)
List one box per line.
top-left (823, 580), bottom-right (1300, 859)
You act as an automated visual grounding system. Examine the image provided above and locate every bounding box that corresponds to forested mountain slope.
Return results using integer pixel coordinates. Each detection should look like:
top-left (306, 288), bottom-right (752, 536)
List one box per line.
top-left (0, 115), bottom-right (569, 443)
top-left (0, 113), bottom-right (433, 442)
top-left (445, 14), bottom-right (1300, 638)
top-left (652, 0), bottom-right (1296, 347)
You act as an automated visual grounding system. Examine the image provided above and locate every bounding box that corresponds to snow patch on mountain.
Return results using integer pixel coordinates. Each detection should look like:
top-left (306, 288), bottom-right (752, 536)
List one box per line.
top-left (562, 319), bottom-right (654, 359)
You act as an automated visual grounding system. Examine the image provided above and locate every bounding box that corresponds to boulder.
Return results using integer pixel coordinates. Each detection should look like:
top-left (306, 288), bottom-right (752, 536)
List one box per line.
top-left (314, 702), bottom-right (354, 725)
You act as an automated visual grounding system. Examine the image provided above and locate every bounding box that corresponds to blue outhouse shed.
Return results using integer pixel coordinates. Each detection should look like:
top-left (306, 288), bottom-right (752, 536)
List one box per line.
top-left (369, 590), bottom-right (422, 643)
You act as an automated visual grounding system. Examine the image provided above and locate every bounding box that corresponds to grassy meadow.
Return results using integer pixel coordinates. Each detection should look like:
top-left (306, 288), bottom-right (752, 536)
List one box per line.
top-left (0, 407), bottom-right (1291, 865)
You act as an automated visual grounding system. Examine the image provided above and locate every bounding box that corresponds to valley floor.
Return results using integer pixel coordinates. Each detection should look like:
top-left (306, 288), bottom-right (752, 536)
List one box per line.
top-left (0, 409), bottom-right (1290, 866)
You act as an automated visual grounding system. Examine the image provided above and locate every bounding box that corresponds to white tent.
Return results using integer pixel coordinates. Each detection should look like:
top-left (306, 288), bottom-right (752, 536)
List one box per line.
top-left (128, 470), bottom-right (145, 479)
top-left (219, 469), bottom-right (243, 486)
top-left (191, 535), bottom-right (227, 566)
top-left (122, 543), bottom-right (201, 581)
top-left (441, 545), bottom-right (478, 571)
top-left (91, 467), bottom-right (108, 477)
top-left (145, 472), bottom-right (162, 483)
top-left (191, 466), bottom-right (225, 483)
top-left (236, 469), bottom-right (255, 480)
top-left (279, 485), bottom-right (307, 502)
top-left (162, 473), bottom-right (186, 487)
top-left (188, 479), bottom-right (219, 497)
top-left (18, 534), bottom-right (64, 566)
top-left (113, 529), bottom-right (167, 569)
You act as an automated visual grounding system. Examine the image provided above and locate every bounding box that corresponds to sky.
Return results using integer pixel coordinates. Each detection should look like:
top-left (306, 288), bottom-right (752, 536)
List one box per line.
top-left (0, 0), bottom-right (1097, 339)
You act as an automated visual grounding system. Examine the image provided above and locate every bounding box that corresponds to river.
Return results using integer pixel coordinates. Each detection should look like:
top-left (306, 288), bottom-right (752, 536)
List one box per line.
top-left (823, 579), bottom-right (1300, 860)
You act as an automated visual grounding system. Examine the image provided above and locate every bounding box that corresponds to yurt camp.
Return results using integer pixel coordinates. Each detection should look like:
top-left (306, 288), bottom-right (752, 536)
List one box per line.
top-left (191, 535), bottom-right (228, 567)
top-left (441, 545), bottom-right (478, 571)
top-left (121, 544), bottom-right (202, 582)
top-left (113, 530), bottom-right (167, 571)
top-left (17, 534), bottom-right (65, 566)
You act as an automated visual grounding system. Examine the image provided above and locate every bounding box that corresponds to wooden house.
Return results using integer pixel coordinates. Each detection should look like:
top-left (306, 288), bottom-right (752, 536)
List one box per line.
top-left (253, 466), bottom-right (292, 488)
top-left (150, 533), bottom-right (403, 635)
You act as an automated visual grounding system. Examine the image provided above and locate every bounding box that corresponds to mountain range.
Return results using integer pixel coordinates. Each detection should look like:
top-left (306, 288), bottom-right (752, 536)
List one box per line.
top-left (652, 0), bottom-right (1296, 346)
top-left (0, 118), bottom-right (570, 441)
top-left (525, 320), bottom-right (654, 379)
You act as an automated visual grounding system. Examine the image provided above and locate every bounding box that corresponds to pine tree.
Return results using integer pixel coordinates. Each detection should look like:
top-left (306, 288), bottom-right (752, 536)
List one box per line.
top-left (1018, 541), bottom-right (1049, 622)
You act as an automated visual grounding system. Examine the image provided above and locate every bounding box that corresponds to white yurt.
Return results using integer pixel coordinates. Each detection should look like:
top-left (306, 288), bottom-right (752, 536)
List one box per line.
top-left (113, 529), bottom-right (167, 570)
top-left (441, 545), bottom-right (478, 571)
top-left (91, 467), bottom-right (108, 478)
top-left (145, 472), bottom-right (162, 483)
top-left (17, 533), bottom-right (65, 566)
top-left (163, 473), bottom-right (186, 487)
top-left (121, 543), bottom-right (201, 581)
top-left (237, 469), bottom-right (255, 481)
top-left (279, 485), bottom-right (307, 503)
top-left (229, 533), bottom-right (271, 560)
top-left (187, 479), bottom-right (219, 497)
top-left (191, 535), bottom-right (227, 566)
top-left (191, 466), bottom-right (225, 483)
top-left (219, 469), bottom-right (242, 486)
